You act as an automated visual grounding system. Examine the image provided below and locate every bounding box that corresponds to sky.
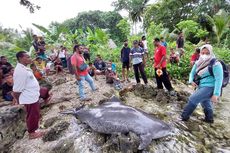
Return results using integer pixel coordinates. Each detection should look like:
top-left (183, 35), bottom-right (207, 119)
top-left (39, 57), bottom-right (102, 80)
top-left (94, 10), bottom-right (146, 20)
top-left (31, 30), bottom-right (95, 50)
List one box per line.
top-left (0, 0), bottom-right (121, 31)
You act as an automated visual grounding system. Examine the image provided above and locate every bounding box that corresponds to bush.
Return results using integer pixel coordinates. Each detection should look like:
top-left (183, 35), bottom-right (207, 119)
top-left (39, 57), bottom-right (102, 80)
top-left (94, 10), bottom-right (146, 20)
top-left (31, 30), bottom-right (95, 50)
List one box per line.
top-left (213, 47), bottom-right (230, 64)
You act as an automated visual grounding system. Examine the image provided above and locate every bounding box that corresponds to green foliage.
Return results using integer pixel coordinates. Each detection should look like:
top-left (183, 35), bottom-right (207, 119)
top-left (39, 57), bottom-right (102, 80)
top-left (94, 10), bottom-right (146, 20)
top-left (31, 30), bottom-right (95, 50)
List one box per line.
top-left (33, 23), bottom-right (68, 44)
top-left (61, 10), bottom-right (124, 43)
top-left (146, 22), bottom-right (164, 52)
top-left (0, 26), bottom-right (18, 43)
top-left (14, 28), bottom-right (34, 51)
top-left (1, 49), bottom-right (18, 66)
top-left (195, 29), bottom-right (209, 39)
top-left (176, 20), bottom-right (208, 40)
top-left (206, 10), bottom-right (230, 44)
top-left (214, 47), bottom-right (230, 64)
top-left (143, 0), bottom-right (230, 31)
top-left (116, 18), bottom-right (131, 41)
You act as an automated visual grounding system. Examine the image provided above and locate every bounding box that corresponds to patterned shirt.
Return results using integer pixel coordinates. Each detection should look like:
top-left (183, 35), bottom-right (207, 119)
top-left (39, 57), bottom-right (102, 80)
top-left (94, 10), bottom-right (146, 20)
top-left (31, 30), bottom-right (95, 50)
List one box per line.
top-left (130, 47), bottom-right (144, 65)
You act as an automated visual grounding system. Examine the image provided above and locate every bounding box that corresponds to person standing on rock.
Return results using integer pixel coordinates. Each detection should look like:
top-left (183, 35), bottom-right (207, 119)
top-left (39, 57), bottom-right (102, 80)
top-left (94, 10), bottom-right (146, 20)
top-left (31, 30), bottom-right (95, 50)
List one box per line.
top-left (181, 44), bottom-right (223, 123)
top-left (130, 40), bottom-right (148, 85)
top-left (153, 38), bottom-right (175, 95)
top-left (71, 44), bottom-right (97, 101)
top-left (120, 39), bottom-right (131, 82)
top-left (13, 51), bottom-right (44, 139)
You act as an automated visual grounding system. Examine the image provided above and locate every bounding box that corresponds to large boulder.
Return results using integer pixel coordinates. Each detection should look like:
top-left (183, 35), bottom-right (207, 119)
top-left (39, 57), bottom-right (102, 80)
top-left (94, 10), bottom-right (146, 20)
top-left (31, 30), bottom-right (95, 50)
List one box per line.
top-left (0, 105), bottom-right (26, 151)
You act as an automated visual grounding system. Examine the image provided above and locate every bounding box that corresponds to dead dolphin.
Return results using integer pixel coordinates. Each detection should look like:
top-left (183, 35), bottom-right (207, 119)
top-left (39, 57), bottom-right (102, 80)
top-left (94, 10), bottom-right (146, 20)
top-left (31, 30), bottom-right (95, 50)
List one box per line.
top-left (61, 96), bottom-right (171, 150)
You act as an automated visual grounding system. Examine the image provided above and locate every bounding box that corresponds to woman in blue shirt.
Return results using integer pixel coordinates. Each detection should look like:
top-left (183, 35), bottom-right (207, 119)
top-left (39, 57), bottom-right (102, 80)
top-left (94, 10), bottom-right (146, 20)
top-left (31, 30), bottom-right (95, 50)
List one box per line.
top-left (181, 44), bottom-right (223, 123)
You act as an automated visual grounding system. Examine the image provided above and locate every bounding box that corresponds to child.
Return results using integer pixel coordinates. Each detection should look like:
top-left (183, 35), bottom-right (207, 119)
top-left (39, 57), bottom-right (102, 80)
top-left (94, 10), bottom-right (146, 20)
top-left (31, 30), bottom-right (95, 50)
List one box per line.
top-left (2, 74), bottom-right (13, 101)
top-left (88, 62), bottom-right (98, 80)
top-left (105, 67), bottom-right (122, 90)
top-left (34, 57), bottom-right (46, 75)
top-left (190, 48), bottom-right (200, 66)
top-left (30, 64), bottom-right (52, 104)
top-left (179, 48), bottom-right (185, 57)
top-left (30, 64), bottom-right (52, 91)
top-left (169, 48), bottom-right (180, 64)
top-left (54, 58), bottom-right (63, 74)
top-left (107, 60), bottom-right (116, 72)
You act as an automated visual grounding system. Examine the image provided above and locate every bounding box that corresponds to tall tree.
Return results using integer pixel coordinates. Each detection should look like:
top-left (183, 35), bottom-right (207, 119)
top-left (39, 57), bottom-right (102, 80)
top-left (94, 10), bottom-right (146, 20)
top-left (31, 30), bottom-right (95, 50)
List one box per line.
top-left (143, 0), bottom-right (230, 31)
top-left (112, 0), bottom-right (150, 34)
top-left (62, 11), bottom-right (124, 43)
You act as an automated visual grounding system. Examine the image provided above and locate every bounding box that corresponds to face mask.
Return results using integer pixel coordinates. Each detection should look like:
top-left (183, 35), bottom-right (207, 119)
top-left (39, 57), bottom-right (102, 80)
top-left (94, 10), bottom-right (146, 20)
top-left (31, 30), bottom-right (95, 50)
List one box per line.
top-left (200, 54), bottom-right (210, 60)
top-left (124, 43), bottom-right (128, 47)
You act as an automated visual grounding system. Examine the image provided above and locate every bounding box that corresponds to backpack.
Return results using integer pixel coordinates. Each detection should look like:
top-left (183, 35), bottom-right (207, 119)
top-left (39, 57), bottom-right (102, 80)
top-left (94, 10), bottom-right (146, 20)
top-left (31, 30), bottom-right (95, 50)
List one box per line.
top-left (208, 58), bottom-right (229, 87)
top-left (67, 54), bottom-right (75, 75)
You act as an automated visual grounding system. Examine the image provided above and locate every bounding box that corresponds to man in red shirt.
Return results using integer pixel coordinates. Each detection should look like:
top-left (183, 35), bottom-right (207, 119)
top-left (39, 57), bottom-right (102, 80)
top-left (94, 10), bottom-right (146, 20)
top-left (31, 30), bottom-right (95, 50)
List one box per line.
top-left (190, 48), bottom-right (200, 66)
top-left (71, 45), bottom-right (97, 101)
top-left (153, 38), bottom-right (174, 94)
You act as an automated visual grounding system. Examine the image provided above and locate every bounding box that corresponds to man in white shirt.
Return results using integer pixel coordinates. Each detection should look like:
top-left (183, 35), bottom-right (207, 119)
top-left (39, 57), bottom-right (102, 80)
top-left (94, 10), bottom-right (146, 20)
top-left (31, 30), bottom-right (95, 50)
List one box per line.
top-left (13, 51), bottom-right (44, 139)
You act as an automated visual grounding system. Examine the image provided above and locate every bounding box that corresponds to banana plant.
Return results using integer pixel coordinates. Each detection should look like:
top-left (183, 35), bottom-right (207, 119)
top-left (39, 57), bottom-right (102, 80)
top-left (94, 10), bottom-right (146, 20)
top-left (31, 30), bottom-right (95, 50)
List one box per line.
top-left (32, 23), bottom-right (68, 44)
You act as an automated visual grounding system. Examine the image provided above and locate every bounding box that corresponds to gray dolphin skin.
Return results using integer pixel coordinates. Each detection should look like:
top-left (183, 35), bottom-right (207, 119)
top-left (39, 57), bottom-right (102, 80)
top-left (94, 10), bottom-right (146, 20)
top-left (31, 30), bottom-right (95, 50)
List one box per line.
top-left (62, 96), bottom-right (171, 150)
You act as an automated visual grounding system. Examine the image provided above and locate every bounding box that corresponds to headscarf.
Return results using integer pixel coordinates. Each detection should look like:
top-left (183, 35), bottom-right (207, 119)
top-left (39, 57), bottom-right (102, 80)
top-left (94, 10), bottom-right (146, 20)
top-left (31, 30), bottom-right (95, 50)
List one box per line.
top-left (195, 44), bottom-right (215, 76)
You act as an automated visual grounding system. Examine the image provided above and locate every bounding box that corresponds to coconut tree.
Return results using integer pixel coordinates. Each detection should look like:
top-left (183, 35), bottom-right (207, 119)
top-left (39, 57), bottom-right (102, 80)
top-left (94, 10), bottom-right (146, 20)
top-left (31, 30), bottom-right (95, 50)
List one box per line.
top-left (112, 0), bottom-right (150, 34)
top-left (206, 10), bottom-right (230, 45)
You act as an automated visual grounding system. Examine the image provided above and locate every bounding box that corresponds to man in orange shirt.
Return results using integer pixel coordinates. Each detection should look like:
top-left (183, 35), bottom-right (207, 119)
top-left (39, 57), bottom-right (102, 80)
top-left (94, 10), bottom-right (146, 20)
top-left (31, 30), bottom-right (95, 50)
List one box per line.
top-left (71, 45), bottom-right (97, 101)
top-left (153, 38), bottom-right (175, 95)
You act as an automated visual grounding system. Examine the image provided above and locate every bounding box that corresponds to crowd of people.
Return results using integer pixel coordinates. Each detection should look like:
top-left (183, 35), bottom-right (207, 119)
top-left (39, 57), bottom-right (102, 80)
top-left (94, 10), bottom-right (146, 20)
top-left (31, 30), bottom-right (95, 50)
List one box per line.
top-left (0, 32), bottom-right (225, 139)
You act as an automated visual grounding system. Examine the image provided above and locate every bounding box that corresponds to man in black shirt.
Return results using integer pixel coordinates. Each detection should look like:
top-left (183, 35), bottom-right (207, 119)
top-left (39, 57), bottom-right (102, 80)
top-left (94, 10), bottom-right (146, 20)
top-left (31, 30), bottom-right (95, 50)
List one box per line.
top-left (176, 32), bottom-right (184, 49)
top-left (0, 56), bottom-right (12, 75)
top-left (120, 40), bottom-right (131, 82)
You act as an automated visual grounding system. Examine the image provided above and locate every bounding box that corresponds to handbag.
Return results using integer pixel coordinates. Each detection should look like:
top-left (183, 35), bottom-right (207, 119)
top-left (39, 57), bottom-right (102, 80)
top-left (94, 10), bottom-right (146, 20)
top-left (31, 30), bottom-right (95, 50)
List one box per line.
top-left (76, 54), bottom-right (88, 72)
top-left (79, 63), bottom-right (88, 71)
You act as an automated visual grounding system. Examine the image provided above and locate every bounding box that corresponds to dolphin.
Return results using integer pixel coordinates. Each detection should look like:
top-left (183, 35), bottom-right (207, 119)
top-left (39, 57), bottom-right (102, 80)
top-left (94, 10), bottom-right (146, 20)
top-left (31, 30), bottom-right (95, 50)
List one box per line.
top-left (61, 96), bottom-right (172, 150)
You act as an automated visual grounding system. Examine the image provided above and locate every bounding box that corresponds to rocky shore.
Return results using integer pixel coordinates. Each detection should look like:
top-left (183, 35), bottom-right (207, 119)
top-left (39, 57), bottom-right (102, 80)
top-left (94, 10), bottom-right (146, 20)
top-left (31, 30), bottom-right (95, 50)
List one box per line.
top-left (0, 74), bottom-right (230, 153)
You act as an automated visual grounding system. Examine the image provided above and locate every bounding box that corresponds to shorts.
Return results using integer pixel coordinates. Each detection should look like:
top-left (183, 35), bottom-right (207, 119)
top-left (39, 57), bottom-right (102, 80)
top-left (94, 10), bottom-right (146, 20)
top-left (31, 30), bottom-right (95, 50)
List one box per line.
top-left (122, 62), bottom-right (130, 69)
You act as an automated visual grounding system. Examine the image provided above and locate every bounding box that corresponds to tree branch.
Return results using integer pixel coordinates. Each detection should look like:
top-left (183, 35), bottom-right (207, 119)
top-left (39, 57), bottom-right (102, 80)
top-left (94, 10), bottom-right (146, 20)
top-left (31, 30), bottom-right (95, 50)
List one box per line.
top-left (20, 0), bottom-right (40, 13)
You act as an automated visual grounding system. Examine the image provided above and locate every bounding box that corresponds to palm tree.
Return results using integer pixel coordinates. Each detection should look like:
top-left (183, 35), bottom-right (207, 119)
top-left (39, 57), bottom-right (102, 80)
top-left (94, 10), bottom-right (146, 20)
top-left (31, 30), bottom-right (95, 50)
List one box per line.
top-left (206, 10), bottom-right (230, 45)
top-left (129, 0), bottom-right (150, 34)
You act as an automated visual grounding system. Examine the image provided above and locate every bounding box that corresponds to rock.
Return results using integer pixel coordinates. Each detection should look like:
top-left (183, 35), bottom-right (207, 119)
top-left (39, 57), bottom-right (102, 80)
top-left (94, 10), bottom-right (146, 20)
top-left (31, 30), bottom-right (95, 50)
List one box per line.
top-left (134, 84), bottom-right (157, 99)
top-left (212, 147), bottom-right (230, 153)
top-left (223, 132), bottom-right (230, 139)
top-left (103, 89), bottom-right (115, 98)
top-left (43, 116), bottom-right (60, 128)
top-left (51, 138), bottom-right (75, 153)
top-left (42, 121), bottom-right (70, 142)
top-left (203, 138), bottom-right (211, 148)
top-left (0, 105), bottom-right (26, 151)
top-left (0, 101), bottom-right (12, 107)
top-left (119, 84), bottom-right (135, 97)
top-left (177, 91), bottom-right (190, 102)
top-left (52, 78), bottom-right (67, 86)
